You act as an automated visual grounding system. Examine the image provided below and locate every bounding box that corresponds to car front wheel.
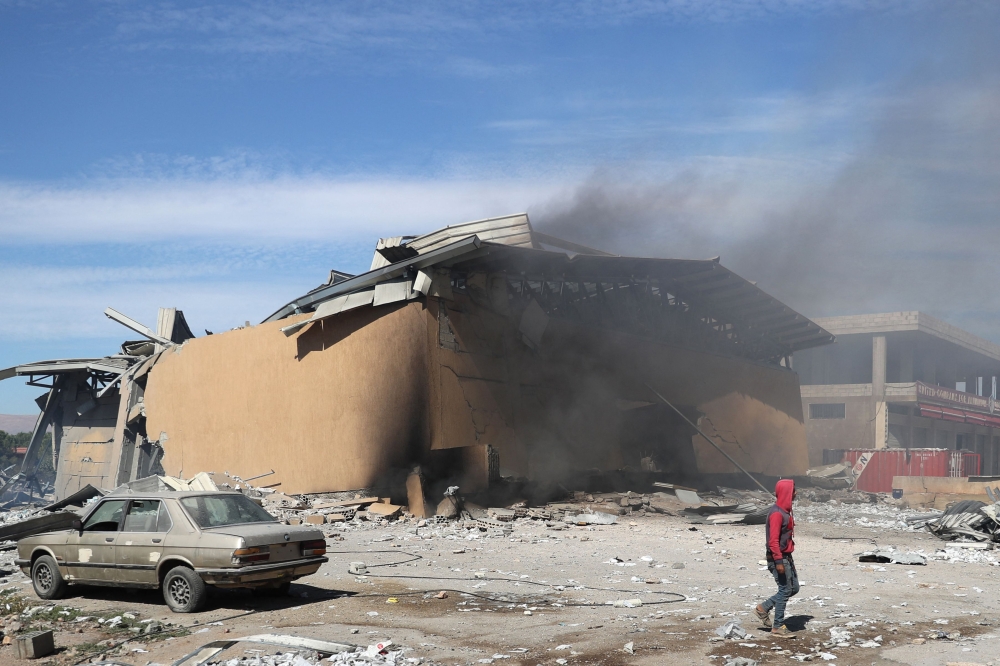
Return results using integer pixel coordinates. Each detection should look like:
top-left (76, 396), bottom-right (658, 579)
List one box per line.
top-left (31, 554), bottom-right (68, 600)
top-left (162, 566), bottom-right (207, 612)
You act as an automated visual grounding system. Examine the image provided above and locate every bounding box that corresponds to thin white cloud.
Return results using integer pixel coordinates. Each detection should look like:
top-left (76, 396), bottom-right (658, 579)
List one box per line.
top-left (0, 263), bottom-right (295, 342)
top-left (80, 0), bottom-right (946, 71)
top-left (0, 176), bottom-right (564, 244)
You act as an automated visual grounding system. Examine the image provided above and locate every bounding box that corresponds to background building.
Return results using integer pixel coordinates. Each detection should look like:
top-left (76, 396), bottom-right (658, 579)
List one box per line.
top-left (794, 312), bottom-right (1000, 475)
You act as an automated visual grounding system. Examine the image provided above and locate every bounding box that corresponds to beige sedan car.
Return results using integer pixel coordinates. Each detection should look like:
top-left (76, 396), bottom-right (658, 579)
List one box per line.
top-left (16, 491), bottom-right (328, 612)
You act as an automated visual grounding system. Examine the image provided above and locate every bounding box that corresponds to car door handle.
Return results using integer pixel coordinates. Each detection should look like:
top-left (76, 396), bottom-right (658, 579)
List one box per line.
top-left (105, 537), bottom-right (114, 542)
top-left (152, 538), bottom-right (162, 543)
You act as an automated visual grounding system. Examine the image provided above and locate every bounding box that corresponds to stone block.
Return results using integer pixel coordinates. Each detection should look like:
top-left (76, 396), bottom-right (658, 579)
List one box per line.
top-left (16, 630), bottom-right (55, 659)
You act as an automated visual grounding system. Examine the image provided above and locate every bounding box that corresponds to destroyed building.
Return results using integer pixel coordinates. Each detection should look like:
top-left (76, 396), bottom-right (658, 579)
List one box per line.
top-left (1, 214), bottom-right (835, 501)
top-left (795, 311), bottom-right (1000, 473)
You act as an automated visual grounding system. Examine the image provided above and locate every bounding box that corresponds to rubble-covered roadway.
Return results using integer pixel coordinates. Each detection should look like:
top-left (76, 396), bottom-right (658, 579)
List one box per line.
top-left (0, 489), bottom-right (997, 666)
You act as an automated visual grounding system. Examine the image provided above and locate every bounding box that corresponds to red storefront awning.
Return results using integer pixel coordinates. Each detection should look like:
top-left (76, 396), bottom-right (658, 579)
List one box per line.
top-left (965, 411), bottom-right (988, 426)
top-left (918, 403), bottom-right (966, 422)
top-left (918, 403), bottom-right (1000, 427)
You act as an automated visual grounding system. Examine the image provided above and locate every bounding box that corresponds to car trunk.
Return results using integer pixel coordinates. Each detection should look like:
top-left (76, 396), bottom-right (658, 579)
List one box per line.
top-left (204, 523), bottom-right (323, 562)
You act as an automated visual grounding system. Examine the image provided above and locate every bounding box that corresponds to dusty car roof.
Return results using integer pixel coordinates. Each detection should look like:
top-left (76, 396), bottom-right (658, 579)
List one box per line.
top-left (104, 489), bottom-right (247, 499)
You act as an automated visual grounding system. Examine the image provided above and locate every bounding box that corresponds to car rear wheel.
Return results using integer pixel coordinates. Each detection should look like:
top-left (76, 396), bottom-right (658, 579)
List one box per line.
top-left (162, 566), bottom-right (207, 613)
top-left (31, 555), bottom-right (68, 600)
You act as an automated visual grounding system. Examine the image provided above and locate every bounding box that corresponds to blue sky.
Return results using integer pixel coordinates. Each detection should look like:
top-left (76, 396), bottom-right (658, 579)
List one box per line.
top-left (2, 1), bottom-right (999, 413)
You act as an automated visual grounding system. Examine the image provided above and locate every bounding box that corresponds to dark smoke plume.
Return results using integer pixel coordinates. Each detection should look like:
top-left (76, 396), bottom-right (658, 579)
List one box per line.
top-left (534, 79), bottom-right (1000, 341)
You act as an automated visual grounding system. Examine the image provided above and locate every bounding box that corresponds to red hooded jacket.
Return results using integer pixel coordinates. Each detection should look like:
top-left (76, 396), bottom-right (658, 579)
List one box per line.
top-left (765, 479), bottom-right (795, 562)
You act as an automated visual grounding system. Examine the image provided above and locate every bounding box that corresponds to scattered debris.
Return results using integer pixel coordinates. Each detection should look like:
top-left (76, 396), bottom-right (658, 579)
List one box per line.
top-left (567, 512), bottom-right (617, 525)
top-left (714, 620), bottom-right (751, 640)
top-left (172, 634), bottom-right (358, 666)
top-left (806, 463), bottom-right (854, 490)
top-left (723, 657), bottom-right (758, 666)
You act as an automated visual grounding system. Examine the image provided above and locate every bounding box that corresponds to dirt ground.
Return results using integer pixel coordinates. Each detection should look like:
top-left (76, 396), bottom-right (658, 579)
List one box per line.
top-left (1, 495), bottom-right (998, 666)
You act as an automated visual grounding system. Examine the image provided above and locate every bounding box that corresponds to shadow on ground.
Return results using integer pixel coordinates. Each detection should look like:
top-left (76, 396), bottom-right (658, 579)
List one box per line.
top-left (59, 582), bottom-right (355, 614)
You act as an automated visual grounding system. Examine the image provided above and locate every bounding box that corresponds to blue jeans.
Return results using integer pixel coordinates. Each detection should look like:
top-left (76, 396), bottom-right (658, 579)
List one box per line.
top-left (761, 556), bottom-right (799, 628)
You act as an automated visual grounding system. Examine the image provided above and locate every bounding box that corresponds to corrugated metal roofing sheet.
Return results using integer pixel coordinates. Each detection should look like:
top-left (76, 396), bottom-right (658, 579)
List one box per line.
top-left (269, 231), bottom-right (833, 357)
top-left (1, 358), bottom-right (134, 379)
top-left (452, 242), bottom-right (834, 355)
top-left (369, 213), bottom-right (534, 271)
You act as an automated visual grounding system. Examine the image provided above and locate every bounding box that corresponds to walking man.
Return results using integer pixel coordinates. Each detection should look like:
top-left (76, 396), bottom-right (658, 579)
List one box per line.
top-left (755, 478), bottom-right (799, 637)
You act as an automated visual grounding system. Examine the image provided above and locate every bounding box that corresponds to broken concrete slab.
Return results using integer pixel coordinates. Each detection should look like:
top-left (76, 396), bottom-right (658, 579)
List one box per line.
top-left (406, 472), bottom-right (429, 518)
top-left (436, 496), bottom-right (460, 519)
top-left (367, 502), bottom-right (403, 519)
top-left (674, 489), bottom-right (703, 505)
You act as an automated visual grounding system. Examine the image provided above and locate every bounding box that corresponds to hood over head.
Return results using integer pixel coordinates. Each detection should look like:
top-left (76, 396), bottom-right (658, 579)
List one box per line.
top-left (774, 478), bottom-right (795, 512)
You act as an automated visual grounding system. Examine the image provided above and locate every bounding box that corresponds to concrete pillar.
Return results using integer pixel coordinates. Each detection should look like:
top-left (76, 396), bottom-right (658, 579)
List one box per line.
top-left (873, 336), bottom-right (887, 449)
top-left (872, 336), bottom-right (886, 395)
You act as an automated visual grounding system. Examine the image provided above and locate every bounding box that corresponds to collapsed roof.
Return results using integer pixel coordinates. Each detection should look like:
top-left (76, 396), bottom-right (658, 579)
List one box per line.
top-left (267, 213), bottom-right (834, 365)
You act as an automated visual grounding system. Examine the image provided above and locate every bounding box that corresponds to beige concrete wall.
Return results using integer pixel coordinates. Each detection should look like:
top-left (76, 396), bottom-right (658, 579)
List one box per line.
top-left (894, 475), bottom-right (995, 509)
top-left (801, 396), bottom-right (878, 466)
top-left (145, 302), bottom-right (431, 495)
top-left (143, 279), bottom-right (811, 493)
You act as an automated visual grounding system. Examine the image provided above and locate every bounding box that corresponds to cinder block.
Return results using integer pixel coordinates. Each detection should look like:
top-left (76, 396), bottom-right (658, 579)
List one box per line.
top-left (304, 515), bottom-right (325, 525)
top-left (16, 630), bottom-right (55, 659)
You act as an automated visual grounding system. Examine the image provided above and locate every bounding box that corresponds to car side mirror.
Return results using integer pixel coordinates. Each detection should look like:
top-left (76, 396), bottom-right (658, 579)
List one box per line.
top-left (72, 519), bottom-right (83, 535)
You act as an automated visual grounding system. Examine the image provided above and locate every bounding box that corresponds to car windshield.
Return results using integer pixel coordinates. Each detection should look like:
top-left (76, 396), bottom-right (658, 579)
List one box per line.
top-left (180, 494), bottom-right (277, 528)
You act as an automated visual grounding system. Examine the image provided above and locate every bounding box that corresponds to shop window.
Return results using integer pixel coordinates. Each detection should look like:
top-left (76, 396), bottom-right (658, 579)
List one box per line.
top-left (887, 404), bottom-right (910, 416)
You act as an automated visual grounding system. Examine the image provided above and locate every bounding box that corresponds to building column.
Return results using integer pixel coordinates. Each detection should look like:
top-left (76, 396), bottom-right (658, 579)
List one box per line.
top-left (873, 335), bottom-right (887, 449)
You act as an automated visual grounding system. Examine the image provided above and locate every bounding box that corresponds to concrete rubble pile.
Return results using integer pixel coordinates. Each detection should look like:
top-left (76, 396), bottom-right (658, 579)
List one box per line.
top-left (795, 490), bottom-right (937, 532)
top-left (257, 487), bottom-right (701, 536)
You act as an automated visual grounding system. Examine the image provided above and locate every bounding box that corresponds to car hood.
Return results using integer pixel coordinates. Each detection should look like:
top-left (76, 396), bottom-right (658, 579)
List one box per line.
top-left (202, 522), bottom-right (324, 547)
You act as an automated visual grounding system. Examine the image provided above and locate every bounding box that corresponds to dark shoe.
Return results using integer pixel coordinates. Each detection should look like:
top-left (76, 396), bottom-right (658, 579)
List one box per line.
top-left (754, 605), bottom-right (772, 628)
top-left (771, 625), bottom-right (795, 638)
